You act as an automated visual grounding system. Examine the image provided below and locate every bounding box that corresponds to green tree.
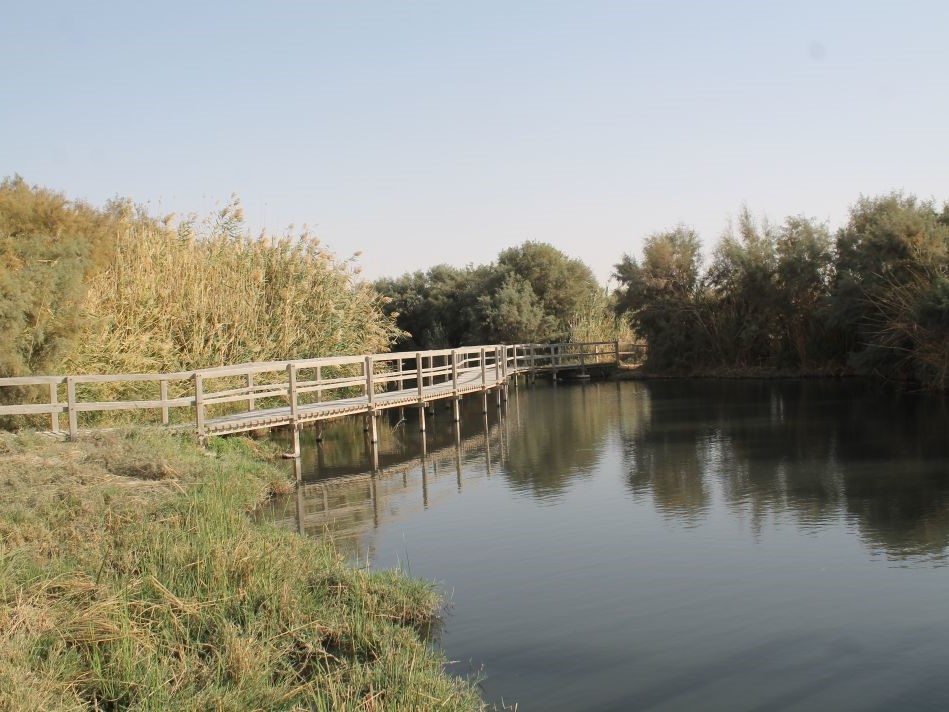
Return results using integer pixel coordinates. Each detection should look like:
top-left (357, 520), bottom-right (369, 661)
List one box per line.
top-left (773, 216), bottom-right (834, 367)
top-left (705, 208), bottom-right (780, 367)
top-left (377, 241), bottom-right (601, 348)
top-left (614, 226), bottom-right (709, 370)
top-left (496, 241), bottom-right (599, 339)
top-left (831, 193), bottom-right (949, 380)
top-left (478, 272), bottom-right (555, 343)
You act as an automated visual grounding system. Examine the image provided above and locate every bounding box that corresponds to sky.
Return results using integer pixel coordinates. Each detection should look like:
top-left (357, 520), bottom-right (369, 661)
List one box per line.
top-left (2, 1), bottom-right (948, 284)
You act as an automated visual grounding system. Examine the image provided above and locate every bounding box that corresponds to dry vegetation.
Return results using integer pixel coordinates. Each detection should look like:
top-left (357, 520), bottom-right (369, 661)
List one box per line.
top-left (0, 430), bottom-right (483, 711)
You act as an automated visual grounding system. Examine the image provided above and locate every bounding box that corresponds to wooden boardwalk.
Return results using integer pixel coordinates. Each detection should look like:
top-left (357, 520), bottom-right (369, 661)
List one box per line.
top-left (0, 341), bottom-right (643, 442)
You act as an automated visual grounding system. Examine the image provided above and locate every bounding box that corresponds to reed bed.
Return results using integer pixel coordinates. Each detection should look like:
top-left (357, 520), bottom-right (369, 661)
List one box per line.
top-left (68, 200), bottom-right (399, 377)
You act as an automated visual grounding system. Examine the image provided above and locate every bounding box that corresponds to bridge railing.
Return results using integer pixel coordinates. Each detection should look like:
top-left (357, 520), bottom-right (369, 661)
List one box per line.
top-left (0, 341), bottom-right (637, 438)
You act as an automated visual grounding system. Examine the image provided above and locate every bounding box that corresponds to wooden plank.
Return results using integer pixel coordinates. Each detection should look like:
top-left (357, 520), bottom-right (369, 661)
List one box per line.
top-left (0, 403), bottom-right (65, 416)
top-left (0, 375), bottom-right (66, 386)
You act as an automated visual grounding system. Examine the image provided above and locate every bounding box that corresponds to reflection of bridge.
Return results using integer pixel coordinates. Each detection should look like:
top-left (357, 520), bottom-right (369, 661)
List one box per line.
top-left (261, 412), bottom-right (521, 552)
top-left (0, 342), bottom-right (643, 450)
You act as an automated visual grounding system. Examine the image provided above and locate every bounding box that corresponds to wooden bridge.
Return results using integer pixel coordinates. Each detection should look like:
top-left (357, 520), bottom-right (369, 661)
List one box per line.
top-left (0, 341), bottom-right (643, 449)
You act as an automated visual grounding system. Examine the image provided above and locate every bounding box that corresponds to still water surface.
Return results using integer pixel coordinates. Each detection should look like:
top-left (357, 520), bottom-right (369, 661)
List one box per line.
top-left (258, 380), bottom-right (949, 711)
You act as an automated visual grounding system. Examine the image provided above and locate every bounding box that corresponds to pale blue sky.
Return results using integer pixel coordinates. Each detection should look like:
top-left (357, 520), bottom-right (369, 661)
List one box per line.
top-left (3, 1), bottom-right (947, 283)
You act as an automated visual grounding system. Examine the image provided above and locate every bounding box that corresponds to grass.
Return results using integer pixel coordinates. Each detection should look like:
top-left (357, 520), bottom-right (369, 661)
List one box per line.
top-left (0, 429), bottom-right (483, 711)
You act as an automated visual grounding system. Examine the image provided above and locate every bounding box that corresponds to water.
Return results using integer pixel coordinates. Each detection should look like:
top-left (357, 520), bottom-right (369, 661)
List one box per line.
top-left (258, 379), bottom-right (949, 711)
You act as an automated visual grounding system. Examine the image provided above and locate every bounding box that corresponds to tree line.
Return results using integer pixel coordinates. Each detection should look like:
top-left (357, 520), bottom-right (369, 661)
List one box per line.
top-left (374, 241), bottom-right (631, 348)
top-left (614, 194), bottom-right (949, 389)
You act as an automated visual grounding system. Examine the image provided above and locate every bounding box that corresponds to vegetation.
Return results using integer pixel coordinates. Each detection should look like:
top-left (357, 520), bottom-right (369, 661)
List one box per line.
top-left (0, 429), bottom-right (482, 710)
top-left (376, 241), bottom-right (631, 348)
top-left (0, 177), bottom-right (398, 380)
top-left (614, 194), bottom-right (949, 389)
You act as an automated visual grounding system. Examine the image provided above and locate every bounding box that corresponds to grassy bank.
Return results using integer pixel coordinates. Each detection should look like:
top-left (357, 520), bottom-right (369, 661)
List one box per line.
top-left (0, 429), bottom-right (482, 711)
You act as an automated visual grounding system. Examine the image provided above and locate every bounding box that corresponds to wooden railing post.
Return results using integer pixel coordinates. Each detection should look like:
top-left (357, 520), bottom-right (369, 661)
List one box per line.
top-left (614, 340), bottom-right (621, 365)
top-left (246, 372), bottom-right (255, 411)
top-left (66, 377), bottom-right (77, 440)
top-left (480, 347), bottom-right (487, 388)
top-left (397, 356), bottom-right (404, 391)
top-left (160, 379), bottom-right (170, 425)
top-left (316, 365), bottom-right (323, 402)
top-left (287, 363), bottom-right (299, 421)
top-left (49, 382), bottom-right (60, 433)
top-left (451, 349), bottom-right (459, 396)
top-left (365, 356), bottom-right (374, 406)
top-left (416, 352), bottom-right (424, 401)
top-left (194, 373), bottom-right (205, 441)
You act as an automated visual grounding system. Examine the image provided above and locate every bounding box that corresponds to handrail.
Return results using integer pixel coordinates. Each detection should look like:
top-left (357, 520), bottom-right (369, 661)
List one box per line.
top-left (0, 341), bottom-right (644, 438)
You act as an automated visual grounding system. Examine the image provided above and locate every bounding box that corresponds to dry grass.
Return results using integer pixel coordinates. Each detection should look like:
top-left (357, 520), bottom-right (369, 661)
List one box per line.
top-left (0, 429), bottom-right (483, 711)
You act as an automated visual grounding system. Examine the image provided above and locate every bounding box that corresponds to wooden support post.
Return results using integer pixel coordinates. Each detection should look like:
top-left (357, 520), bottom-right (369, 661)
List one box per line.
top-left (49, 382), bottom-right (60, 433)
top-left (419, 404), bottom-right (427, 432)
top-left (316, 424), bottom-right (324, 442)
top-left (482, 391), bottom-right (488, 414)
top-left (160, 379), bottom-right (169, 426)
top-left (367, 413), bottom-right (379, 444)
top-left (452, 397), bottom-right (461, 423)
top-left (66, 377), bottom-right (77, 440)
top-left (289, 425), bottom-right (301, 459)
top-left (365, 356), bottom-right (374, 406)
top-left (194, 373), bottom-right (205, 442)
top-left (454, 422), bottom-right (463, 490)
top-left (496, 386), bottom-right (502, 407)
top-left (371, 442), bottom-right (380, 476)
top-left (247, 372), bottom-right (255, 411)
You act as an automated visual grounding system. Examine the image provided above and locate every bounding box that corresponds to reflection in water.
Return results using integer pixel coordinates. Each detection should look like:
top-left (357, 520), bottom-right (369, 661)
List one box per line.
top-left (620, 380), bottom-right (949, 558)
top-left (258, 379), bottom-right (949, 711)
top-left (261, 379), bottom-right (949, 564)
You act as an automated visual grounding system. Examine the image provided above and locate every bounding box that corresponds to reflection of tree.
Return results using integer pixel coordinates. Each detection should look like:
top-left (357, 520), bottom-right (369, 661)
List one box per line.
top-left (621, 379), bottom-right (949, 558)
top-left (834, 391), bottom-right (949, 557)
top-left (501, 384), bottom-right (614, 500)
top-left (622, 382), bottom-right (713, 524)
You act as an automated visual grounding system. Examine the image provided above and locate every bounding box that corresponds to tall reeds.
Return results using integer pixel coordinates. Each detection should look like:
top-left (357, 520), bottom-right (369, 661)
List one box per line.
top-left (68, 197), bottom-right (399, 376)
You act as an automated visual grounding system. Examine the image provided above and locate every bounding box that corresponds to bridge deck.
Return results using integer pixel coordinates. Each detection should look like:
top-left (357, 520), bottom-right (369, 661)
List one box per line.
top-left (0, 341), bottom-right (645, 440)
top-left (204, 368), bottom-right (496, 435)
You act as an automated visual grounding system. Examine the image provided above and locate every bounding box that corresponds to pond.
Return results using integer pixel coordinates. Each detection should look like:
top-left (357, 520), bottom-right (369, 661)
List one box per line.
top-left (257, 379), bottom-right (949, 711)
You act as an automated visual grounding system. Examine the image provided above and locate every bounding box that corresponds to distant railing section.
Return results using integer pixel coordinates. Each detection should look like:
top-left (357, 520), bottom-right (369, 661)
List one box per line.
top-left (0, 341), bottom-right (645, 439)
